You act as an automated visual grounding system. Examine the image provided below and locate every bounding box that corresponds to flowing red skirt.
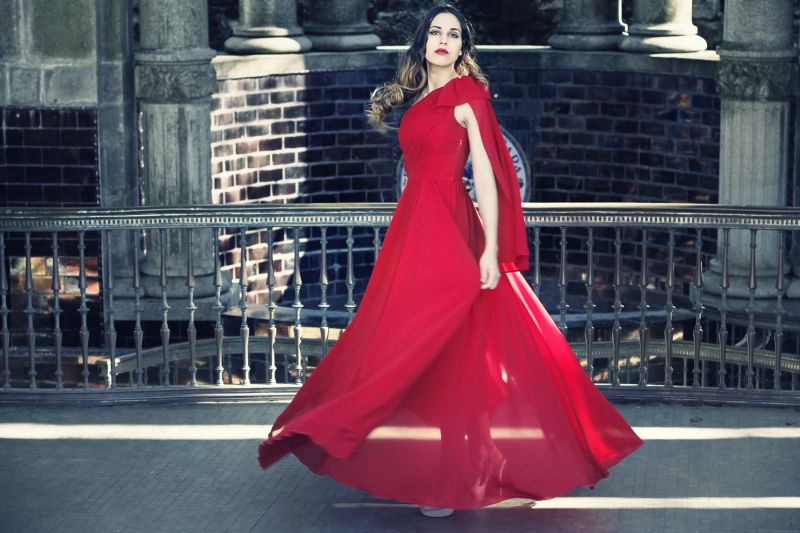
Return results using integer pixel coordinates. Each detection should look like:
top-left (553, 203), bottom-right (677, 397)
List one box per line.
top-left (258, 175), bottom-right (643, 510)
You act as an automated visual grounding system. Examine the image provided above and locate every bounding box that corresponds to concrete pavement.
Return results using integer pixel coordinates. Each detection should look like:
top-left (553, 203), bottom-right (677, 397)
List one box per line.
top-left (0, 400), bottom-right (798, 533)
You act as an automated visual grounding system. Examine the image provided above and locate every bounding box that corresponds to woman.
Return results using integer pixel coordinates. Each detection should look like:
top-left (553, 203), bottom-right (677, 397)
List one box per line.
top-left (258, 4), bottom-right (643, 518)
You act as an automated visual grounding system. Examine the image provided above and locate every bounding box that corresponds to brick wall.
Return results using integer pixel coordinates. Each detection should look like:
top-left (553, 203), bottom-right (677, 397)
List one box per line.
top-left (211, 69), bottom-right (398, 306)
top-left (1, 107), bottom-right (99, 209)
top-left (531, 70), bottom-right (719, 204)
top-left (526, 68), bottom-right (720, 303)
top-left (211, 65), bottom-right (720, 310)
top-left (1, 106), bottom-right (102, 352)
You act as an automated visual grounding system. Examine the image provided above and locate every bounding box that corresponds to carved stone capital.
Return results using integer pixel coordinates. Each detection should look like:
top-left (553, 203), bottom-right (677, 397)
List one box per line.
top-left (135, 61), bottom-right (217, 102)
top-left (716, 61), bottom-right (797, 101)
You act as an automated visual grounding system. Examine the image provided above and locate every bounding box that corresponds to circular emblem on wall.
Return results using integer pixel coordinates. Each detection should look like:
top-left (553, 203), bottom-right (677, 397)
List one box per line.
top-left (396, 127), bottom-right (530, 202)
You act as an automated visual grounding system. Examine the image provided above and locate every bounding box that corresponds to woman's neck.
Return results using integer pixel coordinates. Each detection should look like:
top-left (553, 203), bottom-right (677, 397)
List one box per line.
top-left (426, 68), bottom-right (459, 93)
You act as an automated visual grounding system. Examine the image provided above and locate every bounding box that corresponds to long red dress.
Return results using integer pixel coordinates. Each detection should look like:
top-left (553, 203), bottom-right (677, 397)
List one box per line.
top-left (258, 76), bottom-right (643, 510)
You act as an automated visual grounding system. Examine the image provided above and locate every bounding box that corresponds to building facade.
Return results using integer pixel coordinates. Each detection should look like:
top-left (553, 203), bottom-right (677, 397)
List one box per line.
top-left (0, 0), bottom-right (796, 322)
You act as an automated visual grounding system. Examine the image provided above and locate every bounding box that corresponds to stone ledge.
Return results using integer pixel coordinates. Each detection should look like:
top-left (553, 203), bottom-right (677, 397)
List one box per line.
top-left (212, 46), bottom-right (720, 80)
top-left (213, 49), bottom-right (397, 79)
top-left (0, 63), bottom-right (98, 106)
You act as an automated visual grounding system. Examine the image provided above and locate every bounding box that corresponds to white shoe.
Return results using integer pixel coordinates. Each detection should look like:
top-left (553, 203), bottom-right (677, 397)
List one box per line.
top-left (419, 506), bottom-right (454, 518)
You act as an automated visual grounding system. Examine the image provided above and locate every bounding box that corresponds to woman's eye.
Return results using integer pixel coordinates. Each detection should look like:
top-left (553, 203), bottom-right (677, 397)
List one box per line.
top-left (449, 32), bottom-right (460, 39)
top-left (429, 29), bottom-right (440, 36)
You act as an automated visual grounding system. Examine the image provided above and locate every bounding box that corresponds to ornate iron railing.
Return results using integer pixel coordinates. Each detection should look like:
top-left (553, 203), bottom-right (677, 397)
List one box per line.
top-left (1, 203), bottom-right (799, 405)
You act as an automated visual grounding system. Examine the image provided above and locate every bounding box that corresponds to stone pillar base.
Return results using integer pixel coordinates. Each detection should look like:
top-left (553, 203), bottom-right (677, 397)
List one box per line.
top-left (109, 273), bottom-right (240, 322)
top-left (619, 33), bottom-right (707, 53)
top-left (224, 34), bottom-right (312, 54)
top-left (112, 293), bottom-right (240, 322)
top-left (620, 0), bottom-right (708, 53)
top-left (548, 33), bottom-right (622, 51)
top-left (303, 0), bottom-right (380, 51)
top-left (110, 273), bottom-right (228, 299)
top-left (785, 278), bottom-right (800, 299)
top-left (702, 254), bottom-right (789, 299)
top-left (702, 270), bottom-right (789, 299)
top-left (226, 0), bottom-right (312, 54)
top-left (547, 0), bottom-right (626, 51)
top-left (305, 31), bottom-right (380, 52)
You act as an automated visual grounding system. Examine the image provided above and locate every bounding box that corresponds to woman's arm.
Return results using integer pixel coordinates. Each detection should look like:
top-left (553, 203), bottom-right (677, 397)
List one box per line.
top-left (455, 102), bottom-right (500, 290)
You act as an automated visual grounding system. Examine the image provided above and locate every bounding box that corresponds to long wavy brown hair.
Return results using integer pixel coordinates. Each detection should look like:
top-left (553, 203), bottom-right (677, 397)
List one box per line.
top-left (367, 4), bottom-right (488, 131)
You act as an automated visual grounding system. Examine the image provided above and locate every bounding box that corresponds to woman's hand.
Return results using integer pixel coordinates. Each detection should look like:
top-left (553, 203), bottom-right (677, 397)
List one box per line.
top-left (479, 247), bottom-right (501, 290)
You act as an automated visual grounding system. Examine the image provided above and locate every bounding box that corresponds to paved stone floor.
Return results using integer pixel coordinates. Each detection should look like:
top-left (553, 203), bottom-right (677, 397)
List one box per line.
top-left (0, 400), bottom-right (798, 533)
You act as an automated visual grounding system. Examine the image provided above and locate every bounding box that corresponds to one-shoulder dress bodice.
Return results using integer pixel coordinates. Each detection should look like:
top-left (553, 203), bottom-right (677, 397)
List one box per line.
top-left (399, 86), bottom-right (469, 184)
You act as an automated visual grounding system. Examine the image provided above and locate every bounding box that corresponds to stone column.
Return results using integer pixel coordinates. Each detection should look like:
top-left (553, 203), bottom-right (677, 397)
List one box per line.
top-left (619, 0), bottom-right (707, 53)
top-left (0, 0), bottom-right (22, 105)
top-left (705, 0), bottom-right (796, 299)
top-left (135, 0), bottom-right (217, 299)
top-left (96, 0), bottom-right (138, 285)
top-left (303, 0), bottom-right (380, 51)
top-left (225, 0), bottom-right (311, 54)
top-left (548, 0), bottom-right (626, 51)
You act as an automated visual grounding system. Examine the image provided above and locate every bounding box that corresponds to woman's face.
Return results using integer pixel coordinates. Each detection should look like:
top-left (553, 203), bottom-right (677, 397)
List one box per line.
top-left (424, 12), bottom-right (463, 70)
